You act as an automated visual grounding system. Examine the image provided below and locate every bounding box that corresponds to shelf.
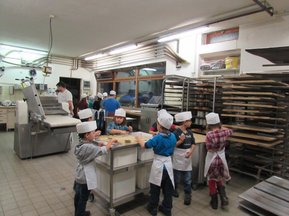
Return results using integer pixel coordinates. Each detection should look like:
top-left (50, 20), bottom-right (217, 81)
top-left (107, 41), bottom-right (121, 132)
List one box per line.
top-left (201, 68), bottom-right (239, 76)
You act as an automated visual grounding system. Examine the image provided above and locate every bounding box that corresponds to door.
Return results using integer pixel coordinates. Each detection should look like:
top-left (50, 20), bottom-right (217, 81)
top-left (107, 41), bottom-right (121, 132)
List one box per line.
top-left (59, 77), bottom-right (81, 117)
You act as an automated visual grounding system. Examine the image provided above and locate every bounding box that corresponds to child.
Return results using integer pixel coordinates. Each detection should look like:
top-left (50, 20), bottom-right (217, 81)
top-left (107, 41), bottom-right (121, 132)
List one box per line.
top-left (107, 108), bottom-right (133, 134)
top-left (74, 121), bottom-right (117, 216)
top-left (172, 111), bottom-right (196, 205)
top-left (149, 109), bottom-right (177, 136)
top-left (136, 110), bottom-right (176, 216)
top-left (78, 108), bottom-right (101, 137)
top-left (204, 112), bottom-right (233, 210)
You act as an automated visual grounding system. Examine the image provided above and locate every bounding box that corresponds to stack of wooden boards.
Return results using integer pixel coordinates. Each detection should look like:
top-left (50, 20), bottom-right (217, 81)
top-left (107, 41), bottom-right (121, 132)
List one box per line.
top-left (239, 176), bottom-right (289, 216)
top-left (222, 75), bottom-right (289, 179)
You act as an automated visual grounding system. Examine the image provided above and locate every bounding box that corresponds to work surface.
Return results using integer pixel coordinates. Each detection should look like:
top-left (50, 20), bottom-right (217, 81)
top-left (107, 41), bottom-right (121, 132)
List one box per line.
top-left (96, 132), bottom-right (206, 146)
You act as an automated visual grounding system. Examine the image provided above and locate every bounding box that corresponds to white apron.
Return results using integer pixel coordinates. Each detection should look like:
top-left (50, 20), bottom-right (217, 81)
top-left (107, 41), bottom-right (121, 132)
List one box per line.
top-left (204, 148), bottom-right (230, 180)
top-left (173, 148), bottom-right (192, 171)
top-left (84, 161), bottom-right (97, 190)
top-left (149, 154), bottom-right (175, 188)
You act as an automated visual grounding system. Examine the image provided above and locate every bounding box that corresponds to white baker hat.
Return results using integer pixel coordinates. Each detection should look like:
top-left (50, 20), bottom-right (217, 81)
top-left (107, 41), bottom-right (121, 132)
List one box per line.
top-left (78, 108), bottom-right (93, 120)
top-left (110, 90), bottom-right (116, 95)
top-left (97, 92), bottom-right (103, 99)
top-left (175, 111), bottom-right (192, 122)
top-left (115, 108), bottom-right (126, 117)
top-left (157, 110), bottom-right (173, 129)
top-left (76, 121), bottom-right (97, 134)
top-left (157, 109), bottom-right (166, 117)
top-left (80, 94), bottom-right (87, 99)
top-left (205, 112), bottom-right (220, 125)
top-left (103, 92), bottom-right (108, 97)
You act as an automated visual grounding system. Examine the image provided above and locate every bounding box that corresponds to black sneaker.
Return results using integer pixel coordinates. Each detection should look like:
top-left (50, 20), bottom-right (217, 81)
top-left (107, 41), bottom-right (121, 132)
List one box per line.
top-left (158, 205), bottom-right (172, 216)
top-left (146, 205), bottom-right (157, 216)
top-left (84, 210), bottom-right (91, 216)
top-left (172, 189), bottom-right (179, 198)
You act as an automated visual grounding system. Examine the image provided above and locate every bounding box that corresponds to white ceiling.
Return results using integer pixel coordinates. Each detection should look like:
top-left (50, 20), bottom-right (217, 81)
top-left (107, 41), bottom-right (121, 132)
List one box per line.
top-left (0, 0), bottom-right (288, 58)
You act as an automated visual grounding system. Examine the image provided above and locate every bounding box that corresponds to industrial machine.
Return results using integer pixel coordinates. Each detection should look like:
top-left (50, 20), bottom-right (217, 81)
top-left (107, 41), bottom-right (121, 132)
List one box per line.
top-left (139, 103), bottom-right (159, 132)
top-left (14, 83), bottom-right (80, 159)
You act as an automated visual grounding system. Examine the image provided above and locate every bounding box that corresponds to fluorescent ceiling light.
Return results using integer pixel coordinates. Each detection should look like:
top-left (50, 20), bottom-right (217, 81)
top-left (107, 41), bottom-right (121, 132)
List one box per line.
top-left (0, 44), bottom-right (47, 55)
top-left (85, 53), bottom-right (107, 61)
top-left (141, 68), bottom-right (156, 71)
top-left (158, 26), bottom-right (208, 43)
top-left (109, 44), bottom-right (138, 55)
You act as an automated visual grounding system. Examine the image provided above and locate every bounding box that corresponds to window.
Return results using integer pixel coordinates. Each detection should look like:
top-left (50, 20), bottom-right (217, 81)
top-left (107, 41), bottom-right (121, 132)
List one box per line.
top-left (116, 81), bottom-right (136, 107)
top-left (98, 82), bottom-right (113, 94)
top-left (95, 62), bottom-right (165, 107)
top-left (139, 62), bottom-right (166, 77)
top-left (138, 80), bottom-right (163, 106)
top-left (204, 27), bottom-right (239, 45)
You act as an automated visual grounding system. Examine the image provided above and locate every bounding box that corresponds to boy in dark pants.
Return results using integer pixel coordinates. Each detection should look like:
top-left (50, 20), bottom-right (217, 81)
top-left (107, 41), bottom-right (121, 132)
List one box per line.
top-left (74, 121), bottom-right (117, 216)
top-left (172, 111), bottom-right (196, 205)
top-left (136, 110), bottom-right (176, 216)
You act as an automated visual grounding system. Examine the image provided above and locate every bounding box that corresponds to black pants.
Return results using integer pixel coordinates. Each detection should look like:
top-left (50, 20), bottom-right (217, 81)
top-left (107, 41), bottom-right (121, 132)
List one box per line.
top-left (74, 182), bottom-right (91, 216)
top-left (148, 169), bottom-right (173, 214)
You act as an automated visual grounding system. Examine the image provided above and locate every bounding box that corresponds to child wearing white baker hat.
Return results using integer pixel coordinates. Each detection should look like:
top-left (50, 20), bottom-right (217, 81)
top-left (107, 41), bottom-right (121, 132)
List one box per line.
top-left (74, 121), bottom-right (117, 216)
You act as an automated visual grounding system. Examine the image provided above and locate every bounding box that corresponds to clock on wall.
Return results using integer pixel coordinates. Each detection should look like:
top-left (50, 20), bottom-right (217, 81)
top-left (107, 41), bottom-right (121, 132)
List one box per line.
top-left (29, 69), bottom-right (37, 77)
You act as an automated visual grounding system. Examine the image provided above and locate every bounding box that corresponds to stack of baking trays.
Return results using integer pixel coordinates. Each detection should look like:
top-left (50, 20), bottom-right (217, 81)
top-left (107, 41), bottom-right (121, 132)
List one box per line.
top-left (239, 176), bottom-right (289, 216)
top-left (186, 78), bottom-right (223, 134)
top-left (221, 74), bottom-right (289, 180)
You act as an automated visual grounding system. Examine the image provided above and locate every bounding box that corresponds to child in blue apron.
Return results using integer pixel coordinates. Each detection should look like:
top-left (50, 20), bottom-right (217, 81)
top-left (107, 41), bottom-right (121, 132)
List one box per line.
top-left (204, 112), bottom-right (233, 209)
top-left (107, 108), bottom-right (133, 134)
top-left (172, 111), bottom-right (196, 205)
top-left (74, 121), bottom-right (117, 216)
top-left (136, 110), bottom-right (176, 216)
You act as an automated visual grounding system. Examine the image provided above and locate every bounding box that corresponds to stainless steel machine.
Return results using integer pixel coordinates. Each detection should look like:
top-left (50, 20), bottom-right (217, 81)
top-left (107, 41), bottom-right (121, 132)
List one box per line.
top-left (14, 84), bottom-right (80, 159)
top-left (140, 103), bottom-right (159, 132)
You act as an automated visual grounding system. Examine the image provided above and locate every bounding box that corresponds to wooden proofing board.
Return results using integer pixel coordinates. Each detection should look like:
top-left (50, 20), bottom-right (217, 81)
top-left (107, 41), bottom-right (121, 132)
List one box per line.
top-left (239, 176), bottom-right (289, 216)
top-left (222, 124), bottom-right (279, 133)
top-left (228, 137), bottom-right (282, 148)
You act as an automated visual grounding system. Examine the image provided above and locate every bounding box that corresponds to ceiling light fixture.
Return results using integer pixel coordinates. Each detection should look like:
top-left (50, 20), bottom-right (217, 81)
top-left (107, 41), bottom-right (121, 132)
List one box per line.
top-left (141, 68), bottom-right (157, 71)
top-left (158, 26), bottom-right (209, 43)
top-left (85, 53), bottom-right (107, 61)
top-left (109, 44), bottom-right (138, 55)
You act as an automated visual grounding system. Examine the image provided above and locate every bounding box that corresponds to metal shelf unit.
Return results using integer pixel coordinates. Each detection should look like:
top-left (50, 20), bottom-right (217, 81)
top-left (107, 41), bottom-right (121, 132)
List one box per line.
top-left (221, 74), bottom-right (289, 180)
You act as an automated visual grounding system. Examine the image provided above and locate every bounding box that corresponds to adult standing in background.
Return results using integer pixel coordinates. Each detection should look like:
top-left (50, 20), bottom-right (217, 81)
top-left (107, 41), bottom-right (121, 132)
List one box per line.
top-left (102, 90), bottom-right (120, 117)
top-left (56, 81), bottom-right (74, 116)
top-left (77, 94), bottom-right (88, 113)
top-left (93, 93), bottom-right (103, 110)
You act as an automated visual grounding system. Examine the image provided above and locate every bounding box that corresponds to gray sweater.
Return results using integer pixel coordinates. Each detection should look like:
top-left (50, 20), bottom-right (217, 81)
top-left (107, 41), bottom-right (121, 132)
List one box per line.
top-left (74, 141), bottom-right (107, 184)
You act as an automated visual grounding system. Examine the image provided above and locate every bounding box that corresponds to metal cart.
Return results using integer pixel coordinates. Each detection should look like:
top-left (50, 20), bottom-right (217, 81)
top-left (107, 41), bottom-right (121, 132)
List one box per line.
top-left (92, 134), bottom-right (153, 216)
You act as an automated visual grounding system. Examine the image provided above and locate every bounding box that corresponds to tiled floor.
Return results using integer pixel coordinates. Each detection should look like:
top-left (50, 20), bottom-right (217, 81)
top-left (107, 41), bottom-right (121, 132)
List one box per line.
top-left (0, 131), bottom-right (256, 216)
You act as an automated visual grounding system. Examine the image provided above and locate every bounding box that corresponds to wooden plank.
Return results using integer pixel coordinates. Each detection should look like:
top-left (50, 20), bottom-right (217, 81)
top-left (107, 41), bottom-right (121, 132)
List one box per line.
top-left (266, 176), bottom-right (289, 190)
top-left (223, 102), bottom-right (287, 109)
top-left (232, 132), bottom-right (277, 142)
top-left (239, 200), bottom-right (275, 216)
top-left (254, 181), bottom-right (289, 202)
top-left (222, 125), bottom-right (279, 133)
top-left (222, 96), bottom-right (275, 101)
top-left (223, 91), bottom-right (285, 98)
top-left (222, 109), bottom-right (272, 114)
top-left (239, 188), bottom-right (289, 216)
top-left (225, 79), bottom-right (289, 86)
top-left (221, 114), bottom-right (286, 122)
top-left (228, 137), bottom-right (282, 147)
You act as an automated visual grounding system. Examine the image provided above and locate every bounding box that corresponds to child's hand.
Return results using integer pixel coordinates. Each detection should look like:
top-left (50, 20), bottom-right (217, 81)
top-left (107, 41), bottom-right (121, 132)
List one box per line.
top-left (121, 130), bottom-right (129, 135)
top-left (128, 126), bottom-right (133, 132)
top-left (185, 149), bottom-right (193, 158)
top-left (98, 141), bottom-right (104, 146)
top-left (95, 130), bottom-right (101, 137)
top-left (179, 133), bottom-right (186, 142)
top-left (111, 139), bottom-right (118, 144)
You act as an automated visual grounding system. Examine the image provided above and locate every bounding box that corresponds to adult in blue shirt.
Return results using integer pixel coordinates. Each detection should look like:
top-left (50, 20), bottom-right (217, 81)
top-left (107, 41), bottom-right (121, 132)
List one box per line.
top-left (102, 90), bottom-right (121, 116)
